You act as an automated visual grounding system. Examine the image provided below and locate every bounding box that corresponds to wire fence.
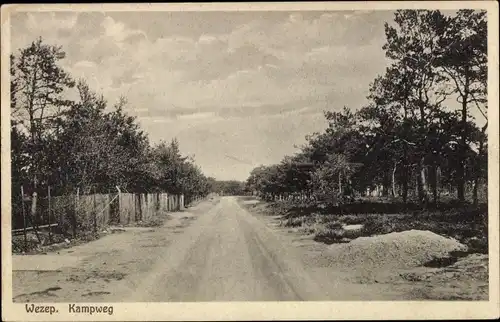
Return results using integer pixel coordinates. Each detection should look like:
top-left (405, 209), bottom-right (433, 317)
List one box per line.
top-left (11, 185), bottom-right (187, 251)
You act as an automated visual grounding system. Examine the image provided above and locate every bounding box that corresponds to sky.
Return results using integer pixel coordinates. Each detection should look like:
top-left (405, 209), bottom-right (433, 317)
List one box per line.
top-left (10, 10), bottom-right (400, 181)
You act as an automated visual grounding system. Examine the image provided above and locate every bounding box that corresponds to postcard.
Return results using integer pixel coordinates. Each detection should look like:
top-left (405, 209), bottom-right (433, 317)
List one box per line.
top-left (1, 2), bottom-right (498, 321)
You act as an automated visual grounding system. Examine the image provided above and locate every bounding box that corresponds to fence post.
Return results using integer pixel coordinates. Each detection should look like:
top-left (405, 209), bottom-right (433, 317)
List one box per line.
top-left (116, 186), bottom-right (121, 225)
top-left (73, 187), bottom-right (79, 238)
top-left (93, 188), bottom-right (97, 235)
top-left (30, 191), bottom-right (41, 244)
top-left (136, 194), bottom-right (141, 222)
top-left (144, 194), bottom-right (148, 221)
top-left (30, 191), bottom-right (37, 223)
top-left (20, 186), bottom-right (27, 252)
top-left (47, 185), bottom-right (52, 243)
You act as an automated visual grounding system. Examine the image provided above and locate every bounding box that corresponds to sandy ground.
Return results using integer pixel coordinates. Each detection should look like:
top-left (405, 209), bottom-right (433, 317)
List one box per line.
top-left (247, 202), bottom-right (489, 301)
top-left (11, 196), bottom-right (487, 302)
top-left (12, 200), bottom-right (215, 302)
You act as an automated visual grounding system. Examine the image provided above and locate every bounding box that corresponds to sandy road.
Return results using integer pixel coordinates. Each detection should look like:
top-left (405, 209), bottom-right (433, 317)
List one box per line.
top-left (13, 196), bottom-right (327, 302)
top-left (130, 196), bottom-right (326, 301)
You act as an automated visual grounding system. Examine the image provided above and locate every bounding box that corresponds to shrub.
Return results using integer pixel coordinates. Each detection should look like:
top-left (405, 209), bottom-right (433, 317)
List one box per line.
top-left (325, 221), bottom-right (343, 230)
top-left (283, 215), bottom-right (315, 227)
top-left (314, 227), bottom-right (346, 244)
top-left (137, 217), bottom-right (164, 227)
top-left (361, 217), bottom-right (395, 236)
top-left (465, 236), bottom-right (488, 254)
top-left (338, 214), bottom-right (365, 225)
top-left (313, 225), bottom-right (363, 244)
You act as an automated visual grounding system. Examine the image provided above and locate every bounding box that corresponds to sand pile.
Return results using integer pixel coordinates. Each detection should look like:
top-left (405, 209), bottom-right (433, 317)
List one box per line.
top-left (320, 230), bottom-right (467, 279)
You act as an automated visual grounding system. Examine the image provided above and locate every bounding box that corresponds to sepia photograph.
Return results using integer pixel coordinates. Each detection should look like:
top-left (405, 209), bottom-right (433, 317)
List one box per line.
top-left (1, 2), bottom-right (499, 321)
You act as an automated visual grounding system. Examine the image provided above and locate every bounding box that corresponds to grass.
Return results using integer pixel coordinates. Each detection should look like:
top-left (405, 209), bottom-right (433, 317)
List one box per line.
top-left (11, 229), bottom-right (105, 254)
top-left (135, 216), bottom-right (166, 227)
top-left (283, 215), bottom-right (317, 227)
top-left (314, 225), bottom-right (365, 244)
top-left (337, 214), bottom-right (366, 225)
top-left (239, 196), bottom-right (488, 254)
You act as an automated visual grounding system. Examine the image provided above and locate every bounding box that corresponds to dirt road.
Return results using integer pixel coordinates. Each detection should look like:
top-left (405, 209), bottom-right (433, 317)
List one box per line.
top-left (13, 196), bottom-right (404, 302)
top-left (130, 196), bottom-right (329, 301)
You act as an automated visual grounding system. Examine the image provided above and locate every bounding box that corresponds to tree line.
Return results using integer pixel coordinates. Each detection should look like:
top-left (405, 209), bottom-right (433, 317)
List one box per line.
top-left (10, 37), bottom-right (213, 204)
top-left (246, 10), bottom-right (488, 207)
top-left (208, 180), bottom-right (246, 196)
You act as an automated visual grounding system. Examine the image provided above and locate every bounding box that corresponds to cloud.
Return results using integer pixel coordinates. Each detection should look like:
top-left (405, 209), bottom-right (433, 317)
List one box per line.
top-left (25, 12), bottom-right (78, 34)
top-left (102, 16), bottom-right (128, 41)
top-left (13, 11), bottom-right (388, 117)
top-left (73, 60), bottom-right (97, 69)
top-left (60, 11), bottom-right (386, 126)
top-left (198, 34), bottom-right (218, 44)
top-left (10, 10), bottom-right (394, 180)
top-left (69, 59), bottom-right (112, 91)
top-left (178, 112), bottom-right (217, 120)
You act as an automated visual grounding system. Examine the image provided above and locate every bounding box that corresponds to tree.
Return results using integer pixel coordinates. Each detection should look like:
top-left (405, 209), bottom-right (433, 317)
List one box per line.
top-left (11, 37), bottom-right (75, 191)
top-left (382, 10), bottom-right (450, 204)
top-left (153, 139), bottom-right (188, 194)
top-left (246, 165), bottom-right (269, 196)
top-left (437, 9), bottom-right (487, 201)
top-left (245, 9), bottom-right (488, 208)
top-left (310, 153), bottom-right (359, 207)
top-left (55, 81), bottom-right (119, 192)
top-left (10, 37), bottom-right (214, 219)
top-left (103, 97), bottom-right (151, 192)
top-left (210, 180), bottom-right (246, 196)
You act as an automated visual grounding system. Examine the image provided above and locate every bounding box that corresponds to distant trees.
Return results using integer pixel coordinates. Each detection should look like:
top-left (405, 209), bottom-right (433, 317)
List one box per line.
top-left (246, 9), bottom-right (488, 207)
top-left (209, 180), bottom-right (246, 196)
top-left (11, 38), bottom-right (212, 201)
top-left (152, 139), bottom-right (212, 201)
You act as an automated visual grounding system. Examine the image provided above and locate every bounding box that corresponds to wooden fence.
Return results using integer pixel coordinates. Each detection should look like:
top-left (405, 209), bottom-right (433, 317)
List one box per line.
top-left (12, 191), bottom-right (186, 239)
top-left (116, 193), bottom-right (184, 225)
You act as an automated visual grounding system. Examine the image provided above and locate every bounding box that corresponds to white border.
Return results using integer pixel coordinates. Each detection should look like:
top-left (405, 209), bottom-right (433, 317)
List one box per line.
top-left (1, 2), bottom-right (499, 321)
